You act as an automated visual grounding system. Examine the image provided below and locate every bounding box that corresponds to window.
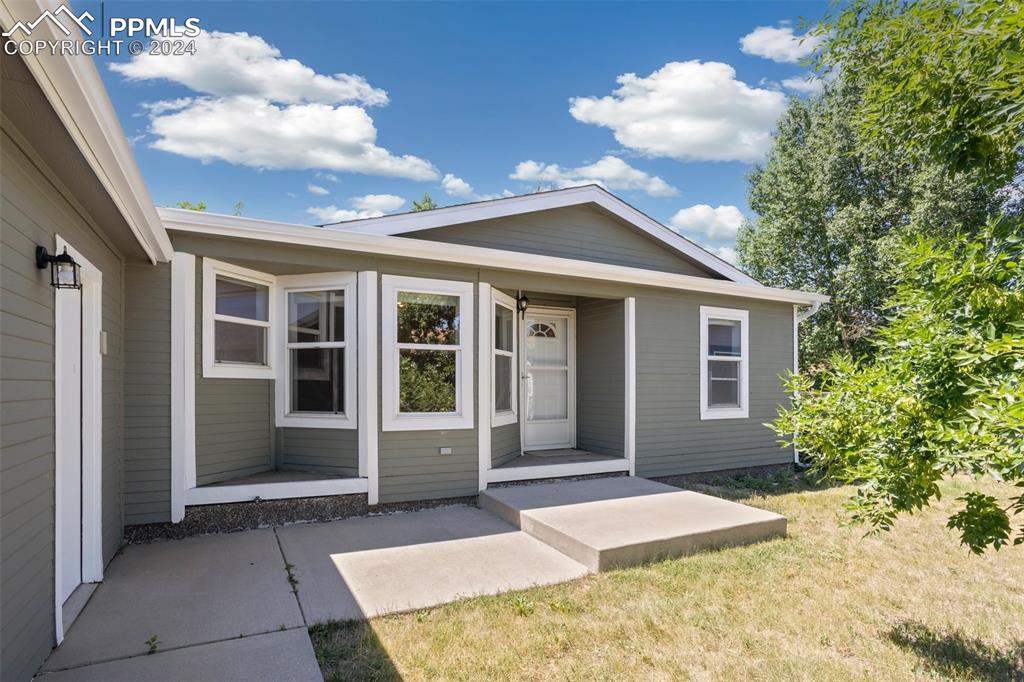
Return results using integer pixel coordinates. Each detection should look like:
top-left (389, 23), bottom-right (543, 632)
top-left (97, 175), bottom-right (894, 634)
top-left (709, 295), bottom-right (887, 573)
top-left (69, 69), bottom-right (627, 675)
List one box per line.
top-left (492, 290), bottom-right (517, 426)
top-left (699, 306), bottom-right (749, 419)
top-left (527, 322), bottom-right (556, 338)
top-left (202, 258), bottom-right (275, 379)
top-left (275, 273), bottom-right (357, 428)
top-left (381, 275), bottom-right (474, 431)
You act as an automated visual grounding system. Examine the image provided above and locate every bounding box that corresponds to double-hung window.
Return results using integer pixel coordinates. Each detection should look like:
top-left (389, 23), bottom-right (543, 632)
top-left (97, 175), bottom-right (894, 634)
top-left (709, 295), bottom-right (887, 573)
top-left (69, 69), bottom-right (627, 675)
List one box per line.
top-left (699, 306), bottom-right (749, 419)
top-left (202, 258), bottom-right (275, 379)
top-left (492, 289), bottom-right (518, 426)
top-left (275, 273), bottom-right (357, 428)
top-left (381, 275), bottom-right (474, 431)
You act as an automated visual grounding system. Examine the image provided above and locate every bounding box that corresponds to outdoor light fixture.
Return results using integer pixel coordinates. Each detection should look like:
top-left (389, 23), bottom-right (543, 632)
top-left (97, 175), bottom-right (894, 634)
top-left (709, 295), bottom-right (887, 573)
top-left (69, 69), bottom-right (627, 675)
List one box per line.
top-left (36, 246), bottom-right (82, 289)
top-left (516, 291), bottom-right (530, 318)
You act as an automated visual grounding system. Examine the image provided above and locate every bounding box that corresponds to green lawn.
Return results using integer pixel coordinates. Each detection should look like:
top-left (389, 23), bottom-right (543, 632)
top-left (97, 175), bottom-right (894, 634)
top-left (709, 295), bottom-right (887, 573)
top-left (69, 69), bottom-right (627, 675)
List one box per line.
top-left (311, 472), bottom-right (1024, 681)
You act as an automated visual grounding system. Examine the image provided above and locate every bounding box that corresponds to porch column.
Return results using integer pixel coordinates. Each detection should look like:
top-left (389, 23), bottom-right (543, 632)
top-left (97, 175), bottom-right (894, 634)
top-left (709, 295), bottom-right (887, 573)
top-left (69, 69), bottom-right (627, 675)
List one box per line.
top-left (624, 296), bottom-right (636, 476)
top-left (358, 271), bottom-right (379, 505)
top-left (477, 282), bottom-right (492, 491)
top-left (170, 252), bottom-right (196, 523)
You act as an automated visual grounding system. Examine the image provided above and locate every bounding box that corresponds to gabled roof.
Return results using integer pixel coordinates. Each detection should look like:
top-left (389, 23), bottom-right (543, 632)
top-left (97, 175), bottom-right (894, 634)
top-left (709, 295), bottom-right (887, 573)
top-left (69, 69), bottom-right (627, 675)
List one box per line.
top-left (160, 207), bottom-right (829, 306)
top-left (320, 185), bottom-right (759, 285)
top-left (0, 0), bottom-right (172, 263)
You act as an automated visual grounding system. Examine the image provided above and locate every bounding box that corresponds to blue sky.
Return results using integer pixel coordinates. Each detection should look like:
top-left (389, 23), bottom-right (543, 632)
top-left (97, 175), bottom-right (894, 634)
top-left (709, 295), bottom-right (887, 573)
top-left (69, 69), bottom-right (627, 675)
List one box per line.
top-left (88, 1), bottom-right (829, 262)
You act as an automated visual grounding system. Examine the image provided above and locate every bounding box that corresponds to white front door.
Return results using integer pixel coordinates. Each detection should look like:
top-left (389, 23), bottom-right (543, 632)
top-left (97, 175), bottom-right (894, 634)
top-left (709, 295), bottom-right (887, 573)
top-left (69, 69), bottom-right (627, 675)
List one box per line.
top-left (522, 310), bottom-right (575, 450)
top-left (56, 286), bottom-right (83, 606)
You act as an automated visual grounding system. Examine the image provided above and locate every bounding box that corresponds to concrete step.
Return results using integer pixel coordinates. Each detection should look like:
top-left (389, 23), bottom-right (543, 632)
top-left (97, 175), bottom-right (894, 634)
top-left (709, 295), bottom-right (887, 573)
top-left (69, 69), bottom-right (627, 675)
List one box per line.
top-left (480, 477), bottom-right (786, 571)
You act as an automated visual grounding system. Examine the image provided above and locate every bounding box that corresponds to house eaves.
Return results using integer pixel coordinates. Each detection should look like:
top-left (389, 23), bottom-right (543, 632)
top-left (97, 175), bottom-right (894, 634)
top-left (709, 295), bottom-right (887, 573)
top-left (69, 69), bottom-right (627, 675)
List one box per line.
top-left (0, 0), bottom-right (173, 263)
top-left (159, 207), bottom-right (829, 307)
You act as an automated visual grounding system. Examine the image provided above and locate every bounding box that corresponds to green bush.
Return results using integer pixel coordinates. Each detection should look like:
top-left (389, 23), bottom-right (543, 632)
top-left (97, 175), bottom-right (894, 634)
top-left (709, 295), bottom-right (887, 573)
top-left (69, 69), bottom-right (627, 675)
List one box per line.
top-left (774, 219), bottom-right (1024, 552)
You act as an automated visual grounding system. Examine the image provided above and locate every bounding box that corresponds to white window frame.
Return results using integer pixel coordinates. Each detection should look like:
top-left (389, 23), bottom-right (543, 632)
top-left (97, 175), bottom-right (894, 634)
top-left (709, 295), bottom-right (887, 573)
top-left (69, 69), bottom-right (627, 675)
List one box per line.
top-left (274, 272), bottom-right (357, 429)
top-left (699, 305), bottom-right (749, 420)
top-left (202, 258), bottom-right (276, 379)
top-left (491, 289), bottom-right (518, 427)
top-left (381, 275), bottom-right (475, 431)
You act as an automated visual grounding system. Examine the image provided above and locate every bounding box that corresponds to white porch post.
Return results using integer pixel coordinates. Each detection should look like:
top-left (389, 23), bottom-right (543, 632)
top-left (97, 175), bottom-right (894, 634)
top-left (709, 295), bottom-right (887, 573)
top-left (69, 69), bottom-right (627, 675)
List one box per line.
top-left (624, 296), bottom-right (636, 476)
top-left (170, 252), bottom-right (196, 523)
top-left (477, 282), bottom-right (492, 491)
top-left (358, 271), bottom-right (380, 505)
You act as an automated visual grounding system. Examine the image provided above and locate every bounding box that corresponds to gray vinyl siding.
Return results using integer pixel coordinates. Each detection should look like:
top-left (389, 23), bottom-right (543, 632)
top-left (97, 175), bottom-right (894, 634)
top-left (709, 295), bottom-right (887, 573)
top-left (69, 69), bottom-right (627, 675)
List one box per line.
top-left (123, 262), bottom-right (171, 523)
top-left (634, 292), bottom-right (794, 477)
top-left (404, 204), bottom-right (723, 279)
top-left (491, 423), bottom-right (520, 468)
top-left (577, 298), bottom-right (625, 457)
top-left (1, 123), bottom-right (125, 681)
top-left (277, 428), bottom-right (358, 476)
top-left (194, 260), bottom-right (273, 485)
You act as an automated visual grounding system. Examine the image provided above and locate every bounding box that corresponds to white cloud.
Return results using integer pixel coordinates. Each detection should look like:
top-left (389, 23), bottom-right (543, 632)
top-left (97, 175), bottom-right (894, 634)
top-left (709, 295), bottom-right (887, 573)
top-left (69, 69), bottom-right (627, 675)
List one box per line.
top-left (510, 155), bottom-right (677, 197)
top-left (350, 193), bottom-right (405, 212)
top-left (307, 183), bottom-right (329, 195)
top-left (316, 172), bottom-right (340, 183)
top-left (569, 61), bottom-right (786, 163)
top-left (442, 173), bottom-right (476, 198)
top-left (710, 245), bottom-right (737, 264)
top-left (669, 204), bottom-right (745, 239)
top-left (308, 193), bottom-right (406, 223)
top-left (111, 31), bottom-right (388, 106)
top-left (740, 23), bottom-right (823, 64)
top-left (307, 205), bottom-right (382, 222)
top-left (115, 31), bottom-right (437, 181)
top-left (146, 96), bottom-right (438, 180)
top-left (782, 73), bottom-right (825, 95)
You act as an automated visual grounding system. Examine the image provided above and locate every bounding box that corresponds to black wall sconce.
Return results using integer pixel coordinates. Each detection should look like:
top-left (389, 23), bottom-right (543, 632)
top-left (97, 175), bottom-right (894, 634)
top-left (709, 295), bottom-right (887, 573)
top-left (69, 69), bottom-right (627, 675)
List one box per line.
top-left (516, 291), bottom-right (529, 319)
top-left (36, 246), bottom-right (82, 289)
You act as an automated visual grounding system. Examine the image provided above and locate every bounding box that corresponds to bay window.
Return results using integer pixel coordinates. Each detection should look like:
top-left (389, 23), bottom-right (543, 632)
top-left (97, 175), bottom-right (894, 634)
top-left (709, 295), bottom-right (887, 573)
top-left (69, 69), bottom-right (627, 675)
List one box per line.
top-left (382, 275), bottom-right (474, 431)
top-left (202, 258), bottom-right (275, 379)
top-left (275, 273), bottom-right (357, 428)
top-left (699, 306), bottom-right (749, 419)
top-left (492, 289), bottom-right (518, 426)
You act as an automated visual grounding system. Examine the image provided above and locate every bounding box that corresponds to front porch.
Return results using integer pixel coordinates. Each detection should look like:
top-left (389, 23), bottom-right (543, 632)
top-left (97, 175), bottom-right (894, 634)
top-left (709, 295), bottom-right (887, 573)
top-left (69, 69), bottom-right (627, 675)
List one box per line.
top-left (478, 286), bottom-right (635, 487)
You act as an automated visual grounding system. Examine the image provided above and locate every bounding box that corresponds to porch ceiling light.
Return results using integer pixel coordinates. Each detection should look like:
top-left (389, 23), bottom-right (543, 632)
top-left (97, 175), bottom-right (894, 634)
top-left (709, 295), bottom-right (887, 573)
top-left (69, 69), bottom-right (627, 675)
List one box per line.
top-left (36, 246), bottom-right (82, 289)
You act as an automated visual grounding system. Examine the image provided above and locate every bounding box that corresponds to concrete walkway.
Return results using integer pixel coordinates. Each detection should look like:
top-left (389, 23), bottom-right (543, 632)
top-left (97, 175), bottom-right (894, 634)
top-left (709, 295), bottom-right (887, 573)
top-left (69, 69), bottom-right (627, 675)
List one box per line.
top-left (37, 477), bottom-right (785, 679)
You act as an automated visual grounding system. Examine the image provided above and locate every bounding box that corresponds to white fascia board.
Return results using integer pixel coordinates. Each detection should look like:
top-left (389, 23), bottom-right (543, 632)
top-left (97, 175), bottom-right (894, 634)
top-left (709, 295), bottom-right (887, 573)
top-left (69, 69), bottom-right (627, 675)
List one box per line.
top-left (318, 185), bottom-right (757, 285)
top-left (0, 0), bottom-right (173, 263)
top-left (159, 208), bottom-right (830, 306)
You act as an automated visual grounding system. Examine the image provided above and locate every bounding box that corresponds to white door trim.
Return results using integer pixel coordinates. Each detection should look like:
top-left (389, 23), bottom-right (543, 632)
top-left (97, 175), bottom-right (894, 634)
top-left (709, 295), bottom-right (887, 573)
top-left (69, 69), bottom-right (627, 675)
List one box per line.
top-left (520, 306), bottom-right (576, 452)
top-left (53, 235), bottom-right (103, 644)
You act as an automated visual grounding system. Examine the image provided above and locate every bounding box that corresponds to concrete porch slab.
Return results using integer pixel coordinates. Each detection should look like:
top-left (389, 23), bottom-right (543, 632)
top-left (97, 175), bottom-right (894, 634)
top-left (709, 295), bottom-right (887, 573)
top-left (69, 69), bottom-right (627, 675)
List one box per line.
top-left (41, 529), bottom-right (303, 671)
top-left (480, 477), bottom-right (787, 571)
top-left (35, 628), bottom-right (321, 682)
top-left (276, 506), bottom-right (589, 623)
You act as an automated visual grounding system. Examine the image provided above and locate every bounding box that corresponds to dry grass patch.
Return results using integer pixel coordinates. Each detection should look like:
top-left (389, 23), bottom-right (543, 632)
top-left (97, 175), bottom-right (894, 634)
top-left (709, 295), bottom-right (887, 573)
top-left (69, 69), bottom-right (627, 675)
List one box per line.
top-left (310, 475), bottom-right (1024, 681)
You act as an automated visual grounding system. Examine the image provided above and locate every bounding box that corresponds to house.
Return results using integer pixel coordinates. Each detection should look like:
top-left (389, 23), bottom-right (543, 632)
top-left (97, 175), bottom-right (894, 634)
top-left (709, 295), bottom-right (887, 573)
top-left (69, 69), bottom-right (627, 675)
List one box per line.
top-left (0, 9), bottom-right (826, 682)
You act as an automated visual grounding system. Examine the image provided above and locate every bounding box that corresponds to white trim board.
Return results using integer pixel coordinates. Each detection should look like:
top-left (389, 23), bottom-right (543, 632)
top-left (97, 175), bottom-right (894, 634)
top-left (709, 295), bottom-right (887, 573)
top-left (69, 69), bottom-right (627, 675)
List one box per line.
top-left (487, 458), bottom-right (630, 484)
top-left (357, 271), bottom-right (379, 504)
top-left (185, 478), bottom-right (368, 506)
top-left (316, 186), bottom-right (756, 285)
top-left (624, 297), bottom-right (637, 476)
top-left (0, 1), bottom-right (172, 262)
top-left (160, 208), bottom-right (829, 307)
top-left (478, 283), bottom-right (492, 492)
top-left (170, 252), bottom-right (196, 523)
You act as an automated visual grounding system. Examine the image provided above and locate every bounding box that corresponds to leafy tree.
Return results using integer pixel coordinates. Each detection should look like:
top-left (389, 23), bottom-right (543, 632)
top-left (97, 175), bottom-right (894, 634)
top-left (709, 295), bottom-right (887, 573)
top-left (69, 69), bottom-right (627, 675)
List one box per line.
top-left (774, 220), bottom-right (1023, 553)
top-left (737, 79), bottom-right (1003, 366)
top-left (175, 200), bottom-right (207, 211)
top-left (412, 193), bottom-right (437, 211)
top-left (815, 0), bottom-right (1024, 184)
top-left (233, 201), bottom-right (244, 216)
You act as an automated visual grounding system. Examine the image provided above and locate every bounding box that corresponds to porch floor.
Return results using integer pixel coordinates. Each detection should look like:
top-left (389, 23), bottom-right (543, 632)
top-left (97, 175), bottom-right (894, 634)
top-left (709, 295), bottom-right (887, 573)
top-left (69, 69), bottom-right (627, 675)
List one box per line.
top-left (496, 448), bottom-right (622, 469)
top-left (203, 470), bottom-right (350, 487)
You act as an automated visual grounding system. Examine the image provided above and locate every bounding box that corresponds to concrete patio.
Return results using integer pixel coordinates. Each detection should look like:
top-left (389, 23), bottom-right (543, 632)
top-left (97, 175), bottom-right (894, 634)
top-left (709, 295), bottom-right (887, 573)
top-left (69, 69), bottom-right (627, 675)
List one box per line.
top-left (35, 477), bottom-right (786, 680)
